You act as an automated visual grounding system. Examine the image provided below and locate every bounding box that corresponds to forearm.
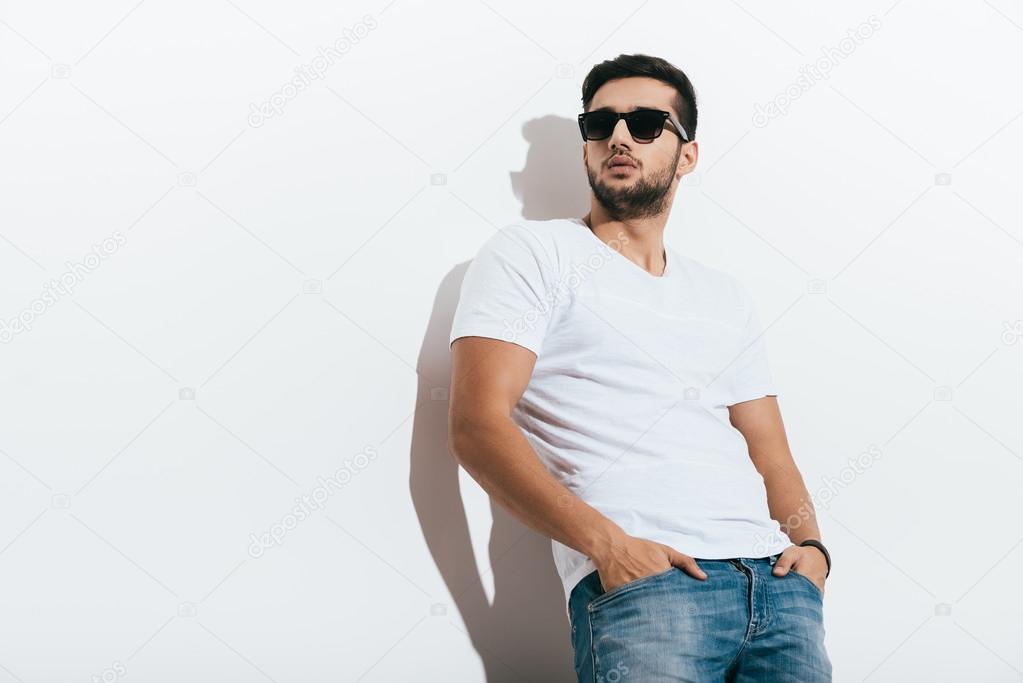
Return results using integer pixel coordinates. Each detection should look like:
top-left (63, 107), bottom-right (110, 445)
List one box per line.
top-left (449, 414), bottom-right (623, 559)
top-left (762, 465), bottom-right (822, 545)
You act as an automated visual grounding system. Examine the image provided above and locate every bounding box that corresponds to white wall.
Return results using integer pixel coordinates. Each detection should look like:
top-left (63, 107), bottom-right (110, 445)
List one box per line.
top-left (1, 0), bottom-right (1022, 681)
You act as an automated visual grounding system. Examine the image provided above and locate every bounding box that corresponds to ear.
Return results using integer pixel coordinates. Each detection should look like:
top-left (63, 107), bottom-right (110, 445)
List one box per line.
top-left (676, 140), bottom-right (699, 180)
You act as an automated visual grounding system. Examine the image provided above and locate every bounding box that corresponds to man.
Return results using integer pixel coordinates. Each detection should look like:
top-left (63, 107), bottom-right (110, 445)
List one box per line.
top-left (448, 53), bottom-right (832, 682)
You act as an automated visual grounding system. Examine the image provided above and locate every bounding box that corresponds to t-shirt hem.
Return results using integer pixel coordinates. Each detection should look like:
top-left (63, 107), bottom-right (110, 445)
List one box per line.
top-left (726, 386), bottom-right (778, 406)
top-left (449, 331), bottom-right (542, 357)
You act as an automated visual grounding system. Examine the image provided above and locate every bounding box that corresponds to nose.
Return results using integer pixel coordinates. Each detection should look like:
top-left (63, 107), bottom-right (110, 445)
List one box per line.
top-left (607, 117), bottom-right (633, 151)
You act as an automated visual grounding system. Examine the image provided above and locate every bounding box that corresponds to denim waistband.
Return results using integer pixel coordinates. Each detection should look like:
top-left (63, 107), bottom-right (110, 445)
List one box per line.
top-left (697, 553), bottom-right (781, 565)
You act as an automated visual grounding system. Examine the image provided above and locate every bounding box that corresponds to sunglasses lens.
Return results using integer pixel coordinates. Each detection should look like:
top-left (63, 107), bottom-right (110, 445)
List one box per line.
top-left (581, 111), bottom-right (666, 141)
top-left (583, 112), bottom-right (615, 140)
top-left (627, 111), bottom-right (664, 140)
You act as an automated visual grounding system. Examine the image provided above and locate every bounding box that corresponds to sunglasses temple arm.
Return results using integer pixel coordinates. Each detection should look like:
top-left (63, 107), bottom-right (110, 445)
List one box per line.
top-left (669, 114), bottom-right (689, 142)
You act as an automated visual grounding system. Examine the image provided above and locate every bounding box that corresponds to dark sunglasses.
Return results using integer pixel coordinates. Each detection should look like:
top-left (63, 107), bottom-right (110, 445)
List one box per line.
top-left (577, 108), bottom-right (689, 143)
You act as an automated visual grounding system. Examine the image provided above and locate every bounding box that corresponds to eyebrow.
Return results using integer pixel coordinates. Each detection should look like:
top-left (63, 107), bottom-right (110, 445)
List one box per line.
top-left (589, 105), bottom-right (663, 113)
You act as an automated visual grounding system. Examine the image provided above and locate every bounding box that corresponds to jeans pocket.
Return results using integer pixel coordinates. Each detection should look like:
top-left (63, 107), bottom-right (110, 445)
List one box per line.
top-left (790, 568), bottom-right (824, 599)
top-left (587, 566), bottom-right (676, 611)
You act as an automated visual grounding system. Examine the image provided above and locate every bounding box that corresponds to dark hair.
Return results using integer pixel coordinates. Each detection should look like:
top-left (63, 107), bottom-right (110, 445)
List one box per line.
top-left (581, 53), bottom-right (698, 141)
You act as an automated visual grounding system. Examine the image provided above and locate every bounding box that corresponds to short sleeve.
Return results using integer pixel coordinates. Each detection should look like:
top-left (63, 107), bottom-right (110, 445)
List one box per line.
top-left (449, 224), bottom-right (558, 357)
top-left (726, 285), bottom-right (778, 406)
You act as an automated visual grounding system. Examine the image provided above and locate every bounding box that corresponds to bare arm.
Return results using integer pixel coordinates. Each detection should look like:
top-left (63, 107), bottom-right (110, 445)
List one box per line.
top-left (728, 395), bottom-right (829, 588)
top-left (448, 336), bottom-right (621, 558)
top-left (448, 336), bottom-right (706, 590)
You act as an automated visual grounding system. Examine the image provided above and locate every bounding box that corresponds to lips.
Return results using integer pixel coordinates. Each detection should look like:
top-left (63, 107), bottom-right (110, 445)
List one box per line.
top-left (608, 155), bottom-right (637, 169)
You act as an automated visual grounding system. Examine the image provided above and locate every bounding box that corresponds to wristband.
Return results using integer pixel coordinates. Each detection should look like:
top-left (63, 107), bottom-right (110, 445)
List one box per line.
top-left (798, 539), bottom-right (831, 578)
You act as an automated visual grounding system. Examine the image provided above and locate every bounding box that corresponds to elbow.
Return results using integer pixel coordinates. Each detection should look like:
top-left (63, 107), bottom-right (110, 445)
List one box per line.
top-left (447, 408), bottom-right (502, 471)
top-left (446, 430), bottom-right (466, 465)
top-left (448, 378), bottom-right (516, 466)
top-left (447, 411), bottom-right (475, 466)
top-left (447, 427), bottom-right (483, 481)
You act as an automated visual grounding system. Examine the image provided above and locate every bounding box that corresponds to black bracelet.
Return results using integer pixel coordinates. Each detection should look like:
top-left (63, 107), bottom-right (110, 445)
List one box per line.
top-left (799, 539), bottom-right (831, 578)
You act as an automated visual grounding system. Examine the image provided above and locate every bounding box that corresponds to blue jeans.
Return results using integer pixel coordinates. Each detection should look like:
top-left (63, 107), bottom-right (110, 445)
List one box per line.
top-left (568, 554), bottom-right (832, 682)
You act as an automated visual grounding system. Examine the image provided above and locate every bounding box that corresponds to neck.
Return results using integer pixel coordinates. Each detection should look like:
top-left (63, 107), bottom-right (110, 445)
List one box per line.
top-left (583, 206), bottom-right (669, 277)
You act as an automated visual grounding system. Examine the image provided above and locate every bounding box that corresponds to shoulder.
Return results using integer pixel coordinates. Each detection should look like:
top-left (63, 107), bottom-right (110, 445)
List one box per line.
top-left (494, 217), bottom-right (586, 248)
top-left (483, 217), bottom-right (588, 274)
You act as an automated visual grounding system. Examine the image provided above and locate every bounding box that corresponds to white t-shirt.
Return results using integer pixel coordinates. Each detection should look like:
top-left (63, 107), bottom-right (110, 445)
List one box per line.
top-left (449, 217), bottom-right (793, 611)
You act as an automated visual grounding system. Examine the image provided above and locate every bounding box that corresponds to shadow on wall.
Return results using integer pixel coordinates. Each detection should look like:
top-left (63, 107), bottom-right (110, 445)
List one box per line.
top-left (409, 114), bottom-right (589, 682)
top-left (510, 115), bottom-right (591, 221)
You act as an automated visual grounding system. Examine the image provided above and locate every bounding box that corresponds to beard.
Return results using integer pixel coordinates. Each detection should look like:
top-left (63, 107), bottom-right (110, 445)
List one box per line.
top-left (586, 142), bottom-right (682, 221)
